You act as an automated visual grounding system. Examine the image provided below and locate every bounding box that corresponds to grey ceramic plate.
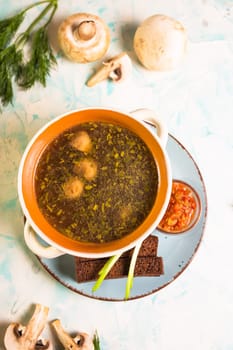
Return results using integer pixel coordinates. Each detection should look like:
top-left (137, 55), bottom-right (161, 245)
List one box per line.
top-left (37, 133), bottom-right (207, 301)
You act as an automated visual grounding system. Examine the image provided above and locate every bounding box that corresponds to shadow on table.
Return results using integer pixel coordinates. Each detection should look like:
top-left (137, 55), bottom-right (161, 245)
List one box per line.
top-left (120, 22), bottom-right (139, 59)
top-left (36, 254), bottom-right (77, 286)
top-left (0, 321), bottom-right (9, 348)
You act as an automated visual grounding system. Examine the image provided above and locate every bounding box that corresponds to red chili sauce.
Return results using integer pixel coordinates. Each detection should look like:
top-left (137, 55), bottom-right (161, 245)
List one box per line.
top-left (158, 180), bottom-right (200, 233)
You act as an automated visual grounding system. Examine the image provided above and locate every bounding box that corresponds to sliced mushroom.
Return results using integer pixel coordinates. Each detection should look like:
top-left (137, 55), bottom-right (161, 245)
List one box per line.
top-left (86, 52), bottom-right (132, 87)
top-left (52, 319), bottom-right (94, 350)
top-left (4, 304), bottom-right (52, 350)
top-left (58, 13), bottom-right (110, 63)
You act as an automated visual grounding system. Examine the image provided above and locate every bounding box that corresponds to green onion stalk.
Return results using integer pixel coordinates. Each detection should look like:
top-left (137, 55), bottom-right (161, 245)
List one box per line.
top-left (93, 330), bottom-right (101, 350)
top-left (92, 242), bottom-right (142, 300)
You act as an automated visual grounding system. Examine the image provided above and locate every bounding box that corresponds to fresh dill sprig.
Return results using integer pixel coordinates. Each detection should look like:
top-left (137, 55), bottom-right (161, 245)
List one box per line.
top-left (0, 0), bottom-right (58, 107)
top-left (17, 26), bottom-right (57, 89)
top-left (0, 45), bottom-right (22, 105)
top-left (0, 13), bottom-right (25, 49)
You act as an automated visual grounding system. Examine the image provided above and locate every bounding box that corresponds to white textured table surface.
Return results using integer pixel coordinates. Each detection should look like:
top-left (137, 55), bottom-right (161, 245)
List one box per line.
top-left (0, 0), bottom-right (233, 349)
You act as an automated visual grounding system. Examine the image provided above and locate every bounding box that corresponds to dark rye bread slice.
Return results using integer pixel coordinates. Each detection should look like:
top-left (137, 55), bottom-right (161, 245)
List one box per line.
top-left (121, 234), bottom-right (159, 258)
top-left (76, 234), bottom-right (159, 263)
top-left (75, 256), bottom-right (164, 283)
top-left (75, 235), bottom-right (164, 283)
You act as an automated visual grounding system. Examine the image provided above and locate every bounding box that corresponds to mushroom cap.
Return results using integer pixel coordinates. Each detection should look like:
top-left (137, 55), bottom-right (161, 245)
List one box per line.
top-left (4, 324), bottom-right (24, 350)
top-left (58, 13), bottom-right (111, 63)
top-left (4, 322), bottom-right (52, 350)
top-left (133, 14), bottom-right (187, 71)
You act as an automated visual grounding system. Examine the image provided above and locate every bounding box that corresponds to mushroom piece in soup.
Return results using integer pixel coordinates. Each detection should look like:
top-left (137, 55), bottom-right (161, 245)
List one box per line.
top-left (62, 177), bottom-right (84, 199)
top-left (70, 130), bottom-right (92, 153)
top-left (73, 158), bottom-right (98, 181)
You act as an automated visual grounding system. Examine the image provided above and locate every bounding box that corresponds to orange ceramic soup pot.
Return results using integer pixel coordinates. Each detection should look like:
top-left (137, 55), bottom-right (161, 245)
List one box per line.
top-left (18, 108), bottom-right (172, 259)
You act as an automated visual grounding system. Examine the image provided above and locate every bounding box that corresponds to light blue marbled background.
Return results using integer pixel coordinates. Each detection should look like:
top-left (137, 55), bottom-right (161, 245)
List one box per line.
top-left (0, 0), bottom-right (233, 349)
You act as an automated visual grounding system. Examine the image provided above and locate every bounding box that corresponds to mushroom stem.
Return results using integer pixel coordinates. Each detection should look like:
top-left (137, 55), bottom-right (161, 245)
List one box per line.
top-left (52, 320), bottom-right (76, 349)
top-left (74, 21), bottom-right (96, 41)
top-left (23, 304), bottom-right (49, 344)
top-left (86, 52), bottom-right (132, 87)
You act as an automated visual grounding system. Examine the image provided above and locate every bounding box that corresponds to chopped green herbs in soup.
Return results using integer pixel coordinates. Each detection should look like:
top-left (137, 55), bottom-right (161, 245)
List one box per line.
top-left (35, 122), bottom-right (159, 243)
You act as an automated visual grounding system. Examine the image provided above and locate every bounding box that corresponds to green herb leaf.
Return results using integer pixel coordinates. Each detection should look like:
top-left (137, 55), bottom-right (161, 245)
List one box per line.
top-left (0, 0), bottom-right (58, 108)
top-left (0, 12), bottom-right (25, 49)
top-left (0, 45), bottom-right (22, 105)
top-left (17, 27), bottom-right (57, 89)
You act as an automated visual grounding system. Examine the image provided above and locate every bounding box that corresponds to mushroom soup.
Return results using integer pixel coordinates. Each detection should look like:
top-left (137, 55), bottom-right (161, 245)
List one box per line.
top-left (35, 121), bottom-right (159, 243)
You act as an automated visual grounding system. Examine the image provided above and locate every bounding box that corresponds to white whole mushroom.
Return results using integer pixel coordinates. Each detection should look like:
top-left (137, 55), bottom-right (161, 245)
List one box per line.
top-left (58, 13), bottom-right (111, 63)
top-left (133, 14), bottom-right (188, 71)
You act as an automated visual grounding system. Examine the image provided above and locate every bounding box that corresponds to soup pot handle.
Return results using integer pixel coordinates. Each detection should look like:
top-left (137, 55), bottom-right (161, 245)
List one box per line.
top-left (130, 108), bottom-right (168, 146)
top-left (24, 220), bottom-right (65, 259)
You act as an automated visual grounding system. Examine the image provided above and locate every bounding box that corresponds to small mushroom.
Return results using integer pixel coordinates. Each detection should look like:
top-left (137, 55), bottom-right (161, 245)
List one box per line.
top-left (86, 52), bottom-right (132, 87)
top-left (70, 131), bottom-right (92, 153)
top-left (63, 177), bottom-right (84, 199)
top-left (73, 158), bottom-right (98, 181)
top-left (52, 319), bottom-right (94, 350)
top-left (58, 13), bottom-right (111, 63)
top-left (4, 304), bottom-right (52, 350)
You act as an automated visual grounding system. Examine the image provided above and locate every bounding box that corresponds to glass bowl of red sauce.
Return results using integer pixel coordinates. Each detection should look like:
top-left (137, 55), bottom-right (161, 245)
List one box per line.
top-left (157, 180), bottom-right (201, 234)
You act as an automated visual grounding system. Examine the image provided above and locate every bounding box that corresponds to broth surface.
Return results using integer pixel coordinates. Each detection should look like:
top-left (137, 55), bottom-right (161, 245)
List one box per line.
top-left (35, 121), bottom-right (159, 243)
